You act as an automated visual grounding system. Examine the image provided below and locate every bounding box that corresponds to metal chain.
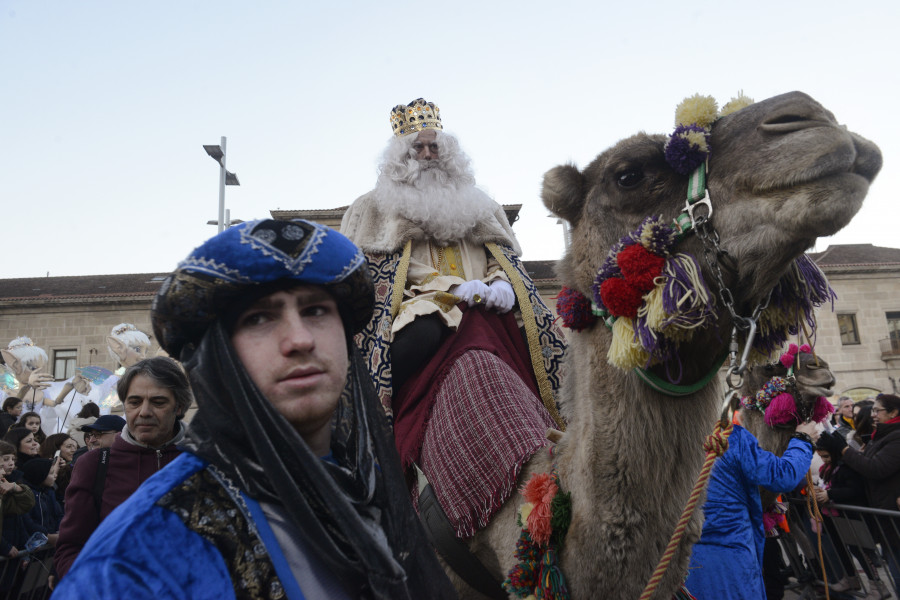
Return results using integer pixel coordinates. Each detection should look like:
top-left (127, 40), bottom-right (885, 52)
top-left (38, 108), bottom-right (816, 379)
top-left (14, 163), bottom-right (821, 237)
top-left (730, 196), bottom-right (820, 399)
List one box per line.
top-left (692, 216), bottom-right (775, 420)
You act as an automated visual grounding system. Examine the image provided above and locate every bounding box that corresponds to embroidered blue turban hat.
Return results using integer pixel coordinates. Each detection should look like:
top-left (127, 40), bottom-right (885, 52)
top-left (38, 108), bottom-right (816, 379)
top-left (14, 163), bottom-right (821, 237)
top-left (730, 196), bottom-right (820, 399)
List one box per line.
top-left (152, 219), bottom-right (374, 359)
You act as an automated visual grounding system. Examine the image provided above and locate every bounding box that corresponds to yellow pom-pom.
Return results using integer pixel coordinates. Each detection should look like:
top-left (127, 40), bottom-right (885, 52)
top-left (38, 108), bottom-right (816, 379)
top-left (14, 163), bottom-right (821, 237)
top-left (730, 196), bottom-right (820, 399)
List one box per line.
top-left (679, 129), bottom-right (709, 152)
top-left (674, 94), bottom-right (718, 128)
top-left (720, 91), bottom-right (755, 117)
top-left (640, 286), bottom-right (667, 331)
top-left (519, 502), bottom-right (534, 525)
top-left (608, 318), bottom-right (649, 369)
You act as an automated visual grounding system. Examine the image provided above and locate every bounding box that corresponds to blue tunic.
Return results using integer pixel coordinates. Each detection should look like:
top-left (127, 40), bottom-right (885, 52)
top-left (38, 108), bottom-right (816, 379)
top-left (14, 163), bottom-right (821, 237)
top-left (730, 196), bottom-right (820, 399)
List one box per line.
top-left (685, 425), bottom-right (812, 599)
top-left (52, 453), bottom-right (309, 600)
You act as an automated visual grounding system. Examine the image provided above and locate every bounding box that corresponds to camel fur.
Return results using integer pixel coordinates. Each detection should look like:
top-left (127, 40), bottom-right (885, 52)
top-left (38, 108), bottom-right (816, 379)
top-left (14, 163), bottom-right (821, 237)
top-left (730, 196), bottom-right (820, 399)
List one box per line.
top-left (455, 92), bottom-right (881, 600)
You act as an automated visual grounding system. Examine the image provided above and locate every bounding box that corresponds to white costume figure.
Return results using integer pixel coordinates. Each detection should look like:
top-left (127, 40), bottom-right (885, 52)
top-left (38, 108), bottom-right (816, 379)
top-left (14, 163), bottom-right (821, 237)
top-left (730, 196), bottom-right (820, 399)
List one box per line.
top-left (1, 336), bottom-right (62, 435)
top-left (100, 323), bottom-right (152, 414)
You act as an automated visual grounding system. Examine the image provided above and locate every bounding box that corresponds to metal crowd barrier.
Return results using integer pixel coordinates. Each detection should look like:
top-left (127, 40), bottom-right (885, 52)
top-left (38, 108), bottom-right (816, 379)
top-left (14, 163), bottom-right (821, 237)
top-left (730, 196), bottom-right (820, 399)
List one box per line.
top-left (775, 498), bottom-right (900, 599)
top-left (0, 547), bottom-right (53, 600)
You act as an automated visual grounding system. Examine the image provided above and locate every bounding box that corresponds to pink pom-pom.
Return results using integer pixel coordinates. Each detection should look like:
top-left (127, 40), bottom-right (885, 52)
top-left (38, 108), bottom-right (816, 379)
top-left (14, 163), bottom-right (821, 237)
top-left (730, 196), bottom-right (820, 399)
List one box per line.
top-left (779, 343), bottom-right (800, 368)
top-left (799, 344), bottom-right (811, 353)
top-left (765, 392), bottom-right (797, 426)
top-left (811, 396), bottom-right (835, 424)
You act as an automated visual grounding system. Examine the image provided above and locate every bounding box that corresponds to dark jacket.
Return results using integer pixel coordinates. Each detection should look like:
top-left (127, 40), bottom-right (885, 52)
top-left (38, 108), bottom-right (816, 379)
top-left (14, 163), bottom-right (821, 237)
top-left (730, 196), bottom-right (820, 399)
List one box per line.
top-left (824, 461), bottom-right (868, 506)
top-left (54, 424), bottom-right (184, 578)
top-left (0, 413), bottom-right (16, 438)
top-left (0, 470), bottom-right (35, 555)
top-left (22, 484), bottom-right (64, 535)
top-left (841, 419), bottom-right (900, 510)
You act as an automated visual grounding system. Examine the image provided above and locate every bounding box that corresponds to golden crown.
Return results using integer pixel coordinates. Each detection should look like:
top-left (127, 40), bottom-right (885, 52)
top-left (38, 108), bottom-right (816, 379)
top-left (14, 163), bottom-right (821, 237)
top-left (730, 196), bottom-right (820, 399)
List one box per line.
top-left (390, 98), bottom-right (442, 137)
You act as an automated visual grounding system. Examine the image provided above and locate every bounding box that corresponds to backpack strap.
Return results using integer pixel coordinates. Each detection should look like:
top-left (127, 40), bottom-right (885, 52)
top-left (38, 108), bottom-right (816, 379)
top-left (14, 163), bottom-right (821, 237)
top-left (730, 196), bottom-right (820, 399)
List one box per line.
top-left (93, 447), bottom-right (111, 519)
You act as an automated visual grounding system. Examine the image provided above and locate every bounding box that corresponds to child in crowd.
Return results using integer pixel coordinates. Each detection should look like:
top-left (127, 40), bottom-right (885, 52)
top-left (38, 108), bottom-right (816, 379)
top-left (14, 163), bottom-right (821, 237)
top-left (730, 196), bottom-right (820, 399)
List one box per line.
top-left (20, 458), bottom-right (63, 548)
top-left (15, 412), bottom-right (45, 444)
top-left (0, 440), bottom-right (35, 558)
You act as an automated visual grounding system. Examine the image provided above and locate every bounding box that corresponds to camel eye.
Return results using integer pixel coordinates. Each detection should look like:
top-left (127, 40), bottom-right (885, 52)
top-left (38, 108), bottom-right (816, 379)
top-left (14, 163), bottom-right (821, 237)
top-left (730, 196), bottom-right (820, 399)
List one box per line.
top-left (616, 169), bottom-right (644, 189)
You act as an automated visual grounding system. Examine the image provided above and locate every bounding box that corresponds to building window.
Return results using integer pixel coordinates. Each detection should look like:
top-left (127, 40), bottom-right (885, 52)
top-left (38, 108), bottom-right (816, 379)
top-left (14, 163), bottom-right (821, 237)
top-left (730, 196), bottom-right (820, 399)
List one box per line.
top-left (53, 349), bottom-right (77, 380)
top-left (888, 312), bottom-right (900, 353)
top-left (837, 314), bottom-right (860, 345)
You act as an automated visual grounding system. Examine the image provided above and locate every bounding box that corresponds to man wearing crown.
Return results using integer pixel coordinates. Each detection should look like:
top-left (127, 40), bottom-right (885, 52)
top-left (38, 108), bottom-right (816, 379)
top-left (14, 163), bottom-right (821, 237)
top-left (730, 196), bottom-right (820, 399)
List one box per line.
top-left (341, 98), bottom-right (566, 540)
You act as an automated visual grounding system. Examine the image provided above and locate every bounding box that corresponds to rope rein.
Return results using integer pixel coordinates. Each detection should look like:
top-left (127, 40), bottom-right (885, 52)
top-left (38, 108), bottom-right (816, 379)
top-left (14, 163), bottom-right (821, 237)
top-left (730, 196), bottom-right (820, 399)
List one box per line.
top-left (805, 472), bottom-right (831, 600)
top-left (639, 422), bottom-right (734, 599)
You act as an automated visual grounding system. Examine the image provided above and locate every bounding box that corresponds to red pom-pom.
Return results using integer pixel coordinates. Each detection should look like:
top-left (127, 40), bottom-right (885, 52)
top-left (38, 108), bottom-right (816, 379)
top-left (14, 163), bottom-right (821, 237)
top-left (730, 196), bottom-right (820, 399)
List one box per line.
top-left (764, 392), bottom-right (797, 426)
top-left (600, 278), bottom-right (643, 319)
top-left (556, 287), bottom-right (596, 331)
top-left (617, 244), bottom-right (665, 293)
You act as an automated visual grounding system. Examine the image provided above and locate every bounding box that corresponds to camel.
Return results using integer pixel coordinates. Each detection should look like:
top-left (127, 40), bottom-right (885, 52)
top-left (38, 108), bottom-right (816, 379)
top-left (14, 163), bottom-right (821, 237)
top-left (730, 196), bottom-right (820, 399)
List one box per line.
top-left (454, 92), bottom-right (881, 600)
top-left (741, 349), bottom-right (836, 463)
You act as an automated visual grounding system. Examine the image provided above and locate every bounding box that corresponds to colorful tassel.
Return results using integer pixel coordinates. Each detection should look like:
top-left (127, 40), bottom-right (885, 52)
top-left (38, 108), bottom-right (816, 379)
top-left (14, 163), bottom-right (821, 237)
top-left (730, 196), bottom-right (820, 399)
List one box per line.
top-left (765, 392), bottom-right (798, 426)
top-left (608, 317), bottom-right (649, 370)
top-left (505, 471), bottom-right (572, 599)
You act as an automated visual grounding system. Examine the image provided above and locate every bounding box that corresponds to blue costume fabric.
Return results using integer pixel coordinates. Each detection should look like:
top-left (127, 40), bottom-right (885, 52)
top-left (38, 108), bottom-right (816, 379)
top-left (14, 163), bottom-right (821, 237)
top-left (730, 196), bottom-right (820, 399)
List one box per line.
top-left (54, 452), bottom-right (307, 600)
top-left (685, 425), bottom-right (812, 599)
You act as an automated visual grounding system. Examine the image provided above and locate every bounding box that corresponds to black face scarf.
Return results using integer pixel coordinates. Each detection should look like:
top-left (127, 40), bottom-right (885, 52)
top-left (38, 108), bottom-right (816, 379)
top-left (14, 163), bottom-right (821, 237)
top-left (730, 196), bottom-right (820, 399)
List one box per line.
top-left (180, 320), bottom-right (455, 600)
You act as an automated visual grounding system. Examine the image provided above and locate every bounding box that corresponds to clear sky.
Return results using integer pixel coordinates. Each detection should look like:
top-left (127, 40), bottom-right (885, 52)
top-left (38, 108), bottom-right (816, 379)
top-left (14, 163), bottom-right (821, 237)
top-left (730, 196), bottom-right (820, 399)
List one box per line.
top-left (1, 0), bottom-right (897, 279)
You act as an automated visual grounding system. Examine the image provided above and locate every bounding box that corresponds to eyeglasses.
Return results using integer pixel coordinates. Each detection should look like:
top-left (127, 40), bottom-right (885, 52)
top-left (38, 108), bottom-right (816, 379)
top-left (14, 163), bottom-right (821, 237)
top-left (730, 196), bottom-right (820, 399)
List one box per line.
top-left (874, 408), bottom-right (888, 414)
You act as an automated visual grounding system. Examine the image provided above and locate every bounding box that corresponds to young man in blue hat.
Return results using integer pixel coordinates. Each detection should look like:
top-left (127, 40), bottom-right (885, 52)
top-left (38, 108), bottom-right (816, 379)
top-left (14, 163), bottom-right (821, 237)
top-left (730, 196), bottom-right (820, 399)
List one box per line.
top-left (55, 219), bottom-right (453, 599)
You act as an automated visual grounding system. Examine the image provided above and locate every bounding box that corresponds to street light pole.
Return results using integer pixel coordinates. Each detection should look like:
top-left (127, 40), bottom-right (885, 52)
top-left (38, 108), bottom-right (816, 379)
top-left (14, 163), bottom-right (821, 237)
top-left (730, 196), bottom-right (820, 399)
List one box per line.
top-left (217, 136), bottom-right (227, 233)
top-left (203, 136), bottom-right (241, 232)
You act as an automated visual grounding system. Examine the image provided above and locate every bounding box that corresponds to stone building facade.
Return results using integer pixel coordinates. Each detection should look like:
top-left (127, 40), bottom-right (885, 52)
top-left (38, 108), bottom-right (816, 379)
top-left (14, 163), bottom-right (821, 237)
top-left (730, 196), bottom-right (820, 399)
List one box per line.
top-left (808, 244), bottom-right (900, 399)
top-left (1, 207), bottom-right (896, 403)
top-left (0, 274), bottom-right (165, 380)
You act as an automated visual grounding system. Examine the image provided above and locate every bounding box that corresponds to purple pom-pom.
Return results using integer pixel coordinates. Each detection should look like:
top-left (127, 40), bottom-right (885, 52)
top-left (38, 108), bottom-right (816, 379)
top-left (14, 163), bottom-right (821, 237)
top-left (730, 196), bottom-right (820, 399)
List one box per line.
top-left (664, 124), bottom-right (710, 175)
top-left (556, 287), bottom-right (596, 332)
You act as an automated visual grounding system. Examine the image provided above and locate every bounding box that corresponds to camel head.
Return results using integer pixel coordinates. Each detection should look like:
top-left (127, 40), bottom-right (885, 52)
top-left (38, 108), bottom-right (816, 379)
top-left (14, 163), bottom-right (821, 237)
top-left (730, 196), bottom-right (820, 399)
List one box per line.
top-left (741, 348), bottom-right (836, 441)
top-left (543, 92), bottom-right (882, 381)
top-left (740, 348), bottom-right (835, 509)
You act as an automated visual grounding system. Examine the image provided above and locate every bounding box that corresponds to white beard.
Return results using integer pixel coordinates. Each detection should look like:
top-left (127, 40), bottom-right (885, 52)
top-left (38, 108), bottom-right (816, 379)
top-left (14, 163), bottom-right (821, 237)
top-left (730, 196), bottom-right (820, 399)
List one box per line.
top-left (373, 163), bottom-right (499, 245)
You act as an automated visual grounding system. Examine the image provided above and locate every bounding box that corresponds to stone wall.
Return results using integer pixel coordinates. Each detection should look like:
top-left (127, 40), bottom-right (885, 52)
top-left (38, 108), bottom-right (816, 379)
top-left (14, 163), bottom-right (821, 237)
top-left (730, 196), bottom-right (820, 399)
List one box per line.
top-left (0, 300), bottom-right (155, 376)
top-left (812, 268), bottom-right (900, 397)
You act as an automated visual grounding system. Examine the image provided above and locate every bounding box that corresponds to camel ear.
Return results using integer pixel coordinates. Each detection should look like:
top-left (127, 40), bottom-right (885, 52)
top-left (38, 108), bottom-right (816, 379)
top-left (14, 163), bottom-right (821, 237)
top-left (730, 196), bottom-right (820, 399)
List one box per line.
top-left (541, 164), bottom-right (586, 225)
top-left (107, 337), bottom-right (127, 363)
top-left (1, 350), bottom-right (24, 381)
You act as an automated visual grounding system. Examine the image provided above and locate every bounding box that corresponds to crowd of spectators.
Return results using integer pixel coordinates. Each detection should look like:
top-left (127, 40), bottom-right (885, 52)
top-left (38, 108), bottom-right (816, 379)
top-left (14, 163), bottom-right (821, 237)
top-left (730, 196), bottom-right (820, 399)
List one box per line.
top-left (0, 367), bottom-right (898, 600)
top-left (0, 395), bottom-right (130, 595)
top-left (791, 393), bottom-right (900, 599)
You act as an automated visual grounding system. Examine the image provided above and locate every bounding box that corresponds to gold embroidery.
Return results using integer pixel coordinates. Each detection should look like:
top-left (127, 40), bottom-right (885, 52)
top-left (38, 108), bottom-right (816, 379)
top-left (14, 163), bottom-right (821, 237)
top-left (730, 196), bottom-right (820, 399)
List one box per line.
top-left (486, 242), bottom-right (564, 430)
top-left (157, 469), bottom-right (286, 600)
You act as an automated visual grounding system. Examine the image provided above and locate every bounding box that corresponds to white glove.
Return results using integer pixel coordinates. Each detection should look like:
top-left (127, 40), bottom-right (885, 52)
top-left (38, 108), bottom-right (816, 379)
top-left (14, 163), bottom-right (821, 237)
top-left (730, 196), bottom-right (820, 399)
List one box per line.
top-left (452, 280), bottom-right (491, 307)
top-left (486, 280), bottom-right (515, 313)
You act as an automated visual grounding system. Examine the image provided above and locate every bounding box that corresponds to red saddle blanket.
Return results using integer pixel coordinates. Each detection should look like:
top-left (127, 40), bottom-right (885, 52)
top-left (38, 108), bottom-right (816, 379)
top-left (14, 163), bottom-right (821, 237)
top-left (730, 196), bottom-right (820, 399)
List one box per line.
top-left (393, 307), bottom-right (556, 537)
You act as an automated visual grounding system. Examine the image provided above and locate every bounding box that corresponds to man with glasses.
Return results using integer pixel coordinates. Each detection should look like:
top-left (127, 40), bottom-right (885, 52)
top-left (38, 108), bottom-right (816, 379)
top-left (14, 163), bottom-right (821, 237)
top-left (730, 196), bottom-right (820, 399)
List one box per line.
top-left (69, 415), bottom-right (125, 466)
top-left (54, 357), bottom-right (191, 579)
top-left (82, 415), bottom-right (125, 450)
